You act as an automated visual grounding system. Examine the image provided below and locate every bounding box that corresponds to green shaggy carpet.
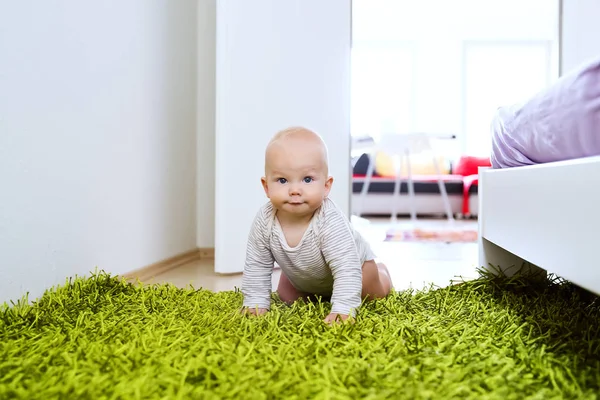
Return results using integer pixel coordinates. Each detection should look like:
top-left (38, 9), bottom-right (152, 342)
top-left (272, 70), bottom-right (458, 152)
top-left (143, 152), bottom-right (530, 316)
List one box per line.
top-left (1, 271), bottom-right (600, 399)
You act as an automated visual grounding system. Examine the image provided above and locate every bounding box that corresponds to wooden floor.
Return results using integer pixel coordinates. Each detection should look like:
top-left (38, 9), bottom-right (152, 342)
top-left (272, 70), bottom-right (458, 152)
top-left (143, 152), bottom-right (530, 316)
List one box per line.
top-left (147, 216), bottom-right (480, 293)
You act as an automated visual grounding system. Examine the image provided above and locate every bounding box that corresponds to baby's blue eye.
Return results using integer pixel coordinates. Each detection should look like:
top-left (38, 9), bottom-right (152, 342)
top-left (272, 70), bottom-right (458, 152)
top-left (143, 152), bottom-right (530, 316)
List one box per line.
top-left (277, 178), bottom-right (287, 184)
top-left (303, 177), bottom-right (313, 183)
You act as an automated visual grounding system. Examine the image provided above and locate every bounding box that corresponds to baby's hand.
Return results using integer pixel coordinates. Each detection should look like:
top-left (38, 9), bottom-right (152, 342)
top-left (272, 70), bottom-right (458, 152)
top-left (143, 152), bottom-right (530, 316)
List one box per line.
top-left (242, 307), bottom-right (268, 316)
top-left (324, 312), bottom-right (353, 325)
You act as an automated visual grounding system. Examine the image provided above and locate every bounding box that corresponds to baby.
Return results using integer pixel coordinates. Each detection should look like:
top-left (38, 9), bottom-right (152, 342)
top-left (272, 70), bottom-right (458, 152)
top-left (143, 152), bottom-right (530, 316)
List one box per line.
top-left (241, 126), bottom-right (392, 323)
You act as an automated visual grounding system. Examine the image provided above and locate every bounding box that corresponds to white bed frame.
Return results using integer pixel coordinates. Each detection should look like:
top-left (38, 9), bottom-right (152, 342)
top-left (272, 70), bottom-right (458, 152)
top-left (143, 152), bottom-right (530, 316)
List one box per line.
top-left (478, 155), bottom-right (600, 295)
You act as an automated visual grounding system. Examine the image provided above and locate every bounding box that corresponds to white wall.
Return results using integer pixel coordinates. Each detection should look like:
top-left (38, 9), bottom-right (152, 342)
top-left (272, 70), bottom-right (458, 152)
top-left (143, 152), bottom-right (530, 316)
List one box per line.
top-left (196, 0), bottom-right (216, 248)
top-left (561, 0), bottom-right (600, 74)
top-left (353, 0), bottom-right (558, 42)
top-left (213, 0), bottom-right (352, 274)
top-left (0, 0), bottom-right (198, 303)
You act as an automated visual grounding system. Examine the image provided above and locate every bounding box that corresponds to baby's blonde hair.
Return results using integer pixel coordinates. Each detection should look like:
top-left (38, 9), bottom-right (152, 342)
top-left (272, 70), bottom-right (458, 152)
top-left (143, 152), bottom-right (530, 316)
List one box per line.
top-left (265, 126), bottom-right (330, 175)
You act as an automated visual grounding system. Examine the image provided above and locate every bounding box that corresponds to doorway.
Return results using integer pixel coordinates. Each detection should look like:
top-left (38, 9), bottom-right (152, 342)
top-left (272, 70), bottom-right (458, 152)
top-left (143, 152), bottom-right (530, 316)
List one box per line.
top-left (349, 0), bottom-right (560, 290)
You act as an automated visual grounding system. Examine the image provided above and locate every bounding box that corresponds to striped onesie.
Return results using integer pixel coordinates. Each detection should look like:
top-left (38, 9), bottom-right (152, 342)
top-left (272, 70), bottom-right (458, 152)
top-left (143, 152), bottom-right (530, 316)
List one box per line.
top-left (241, 198), bottom-right (376, 316)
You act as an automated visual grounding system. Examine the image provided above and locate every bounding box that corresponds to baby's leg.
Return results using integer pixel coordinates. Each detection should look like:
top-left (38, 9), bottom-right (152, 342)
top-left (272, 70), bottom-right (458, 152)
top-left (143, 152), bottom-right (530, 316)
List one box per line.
top-left (276, 272), bottom-right (307, 304)
top-left (361, 260), bottom-right (393, 300)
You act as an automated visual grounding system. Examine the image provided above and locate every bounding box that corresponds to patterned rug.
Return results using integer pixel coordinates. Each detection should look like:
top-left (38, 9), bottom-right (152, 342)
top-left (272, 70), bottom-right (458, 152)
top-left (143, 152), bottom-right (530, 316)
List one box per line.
top-left (385, 227), bottom-right (478, 243)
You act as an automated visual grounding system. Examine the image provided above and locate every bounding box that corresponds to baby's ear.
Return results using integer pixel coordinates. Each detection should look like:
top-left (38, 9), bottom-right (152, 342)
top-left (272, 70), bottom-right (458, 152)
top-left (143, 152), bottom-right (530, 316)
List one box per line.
top-left (261, 177), bottom-right (270, 198)
top-left (324, 176), bottom-right (334, 195)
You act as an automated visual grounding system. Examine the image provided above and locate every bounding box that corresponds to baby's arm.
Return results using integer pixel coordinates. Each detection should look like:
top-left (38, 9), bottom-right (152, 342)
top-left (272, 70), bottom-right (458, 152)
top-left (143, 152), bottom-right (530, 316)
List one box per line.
top-left (241, 209), bottom-right (275, 314)
top-left (319, 208), bottom-right (363, 320)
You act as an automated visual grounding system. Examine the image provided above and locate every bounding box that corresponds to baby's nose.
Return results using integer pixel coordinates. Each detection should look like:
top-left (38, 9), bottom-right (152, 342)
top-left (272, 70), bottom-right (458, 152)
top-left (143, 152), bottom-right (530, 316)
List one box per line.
top-left (289, 184), bottom-right (302, 195)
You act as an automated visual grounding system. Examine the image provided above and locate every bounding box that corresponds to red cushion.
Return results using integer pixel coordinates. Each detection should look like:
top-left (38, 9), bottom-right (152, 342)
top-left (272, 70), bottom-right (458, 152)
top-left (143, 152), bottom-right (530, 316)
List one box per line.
top-left (453, 156), bottom-right (491, 176)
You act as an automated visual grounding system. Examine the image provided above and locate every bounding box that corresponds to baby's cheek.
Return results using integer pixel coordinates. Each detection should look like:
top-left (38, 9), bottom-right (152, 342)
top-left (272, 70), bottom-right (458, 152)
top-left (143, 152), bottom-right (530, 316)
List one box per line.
top-left (273, 192), bottom-right (288, 204)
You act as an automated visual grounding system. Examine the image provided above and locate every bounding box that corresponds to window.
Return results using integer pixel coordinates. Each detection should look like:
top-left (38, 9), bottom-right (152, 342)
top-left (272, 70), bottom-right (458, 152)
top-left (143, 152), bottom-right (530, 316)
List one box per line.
top-left (351, 0), bottom-right (559, 158)
top-left (463, 42), bottom-right (551, 156)
top-left (350, 45), bottom-right (415, 140)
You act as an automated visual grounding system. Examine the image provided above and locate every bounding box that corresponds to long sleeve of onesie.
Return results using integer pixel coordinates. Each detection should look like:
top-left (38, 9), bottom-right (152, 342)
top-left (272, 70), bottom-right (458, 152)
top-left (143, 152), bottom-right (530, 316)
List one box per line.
top-left (241, 208), bottom-right (275, 310)
top-left (319, 205), bottom-right (363, 317)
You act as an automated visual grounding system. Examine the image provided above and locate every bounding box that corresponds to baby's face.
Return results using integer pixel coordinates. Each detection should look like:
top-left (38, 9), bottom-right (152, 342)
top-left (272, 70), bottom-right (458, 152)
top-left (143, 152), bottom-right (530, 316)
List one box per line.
top-left (261, 137), bottom-right (332, 219)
